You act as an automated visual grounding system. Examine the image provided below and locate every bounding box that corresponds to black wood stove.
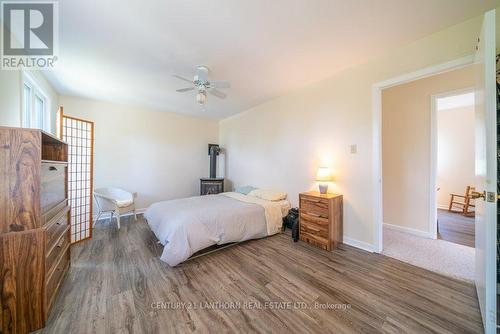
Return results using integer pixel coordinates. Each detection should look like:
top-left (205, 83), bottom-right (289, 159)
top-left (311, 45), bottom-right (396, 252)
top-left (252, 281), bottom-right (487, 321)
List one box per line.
top-left (200, 144), bottom-right (224, 195)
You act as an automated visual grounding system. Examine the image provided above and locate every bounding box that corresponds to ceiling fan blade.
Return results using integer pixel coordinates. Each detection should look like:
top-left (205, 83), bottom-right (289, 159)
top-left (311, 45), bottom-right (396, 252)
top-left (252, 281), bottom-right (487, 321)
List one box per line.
top-left (210, 81), bottom-right (230, 89)
top-left (172, 74), bottom-right (193, 84)
top-left (209, 89), bottom-right (227, 99)
top-left (176, 87), bottom-right (195, 92)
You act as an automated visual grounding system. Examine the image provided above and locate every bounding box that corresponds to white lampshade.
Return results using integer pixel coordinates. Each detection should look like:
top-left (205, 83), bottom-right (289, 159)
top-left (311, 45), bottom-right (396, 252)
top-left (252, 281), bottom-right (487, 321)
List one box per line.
top-left (316, 167), bottom-right (333, 182)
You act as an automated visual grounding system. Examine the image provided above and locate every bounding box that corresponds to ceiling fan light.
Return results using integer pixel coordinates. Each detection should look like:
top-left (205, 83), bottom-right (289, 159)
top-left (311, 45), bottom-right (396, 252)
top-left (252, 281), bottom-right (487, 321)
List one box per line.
top-left (196, 91), bottom-right (206, 104)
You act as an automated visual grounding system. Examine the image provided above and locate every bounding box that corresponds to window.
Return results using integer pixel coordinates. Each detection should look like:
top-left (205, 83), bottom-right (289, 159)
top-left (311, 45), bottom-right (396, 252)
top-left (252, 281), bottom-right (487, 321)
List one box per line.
top-left (22, 73), bottom-right (49, 132)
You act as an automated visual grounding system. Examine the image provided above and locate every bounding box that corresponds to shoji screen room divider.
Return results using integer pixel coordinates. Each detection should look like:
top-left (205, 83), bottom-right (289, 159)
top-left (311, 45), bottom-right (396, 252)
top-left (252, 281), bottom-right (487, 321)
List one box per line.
top-left (60, 108), bottom-right (94, 243)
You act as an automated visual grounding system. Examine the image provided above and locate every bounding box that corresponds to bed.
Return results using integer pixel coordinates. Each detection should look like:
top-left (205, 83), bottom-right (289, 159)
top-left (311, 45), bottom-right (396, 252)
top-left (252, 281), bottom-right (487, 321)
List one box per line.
top-left (144, 192), bottom-right (291, 266)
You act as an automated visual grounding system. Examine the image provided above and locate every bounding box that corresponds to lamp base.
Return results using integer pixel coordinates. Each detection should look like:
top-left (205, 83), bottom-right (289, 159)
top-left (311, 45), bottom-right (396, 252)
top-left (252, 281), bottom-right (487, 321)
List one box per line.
top-left (318, 183), bottom-right (328, 194)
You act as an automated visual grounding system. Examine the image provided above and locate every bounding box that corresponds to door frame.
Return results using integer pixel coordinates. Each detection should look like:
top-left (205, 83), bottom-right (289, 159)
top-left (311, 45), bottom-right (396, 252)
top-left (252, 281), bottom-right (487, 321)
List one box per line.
top-left (372, 55), bottom-right (474, 253)
top-left (430, 87), bottom-right (475, 238)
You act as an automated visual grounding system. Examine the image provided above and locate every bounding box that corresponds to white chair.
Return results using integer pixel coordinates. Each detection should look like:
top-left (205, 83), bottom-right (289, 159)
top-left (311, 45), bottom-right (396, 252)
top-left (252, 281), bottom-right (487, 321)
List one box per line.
top-left (93, 188), bottom-right (137, 229)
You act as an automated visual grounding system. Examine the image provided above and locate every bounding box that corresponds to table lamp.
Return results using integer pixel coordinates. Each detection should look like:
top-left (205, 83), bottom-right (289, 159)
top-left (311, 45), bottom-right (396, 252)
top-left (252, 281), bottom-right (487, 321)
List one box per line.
top-left (316, 167), bottom-right (333, 194)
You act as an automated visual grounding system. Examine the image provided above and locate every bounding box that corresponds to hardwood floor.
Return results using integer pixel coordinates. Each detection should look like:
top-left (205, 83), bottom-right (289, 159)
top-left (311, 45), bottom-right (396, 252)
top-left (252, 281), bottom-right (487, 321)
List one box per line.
top-left (38, 215), bottom-right (483, 334)
top-left (437, 209), bottom-right (475, 248)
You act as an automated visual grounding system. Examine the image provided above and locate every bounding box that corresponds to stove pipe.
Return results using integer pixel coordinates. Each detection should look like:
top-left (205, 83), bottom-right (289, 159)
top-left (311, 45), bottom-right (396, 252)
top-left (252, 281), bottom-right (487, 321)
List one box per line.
top-left (209, 144), bottom-right (220, 179)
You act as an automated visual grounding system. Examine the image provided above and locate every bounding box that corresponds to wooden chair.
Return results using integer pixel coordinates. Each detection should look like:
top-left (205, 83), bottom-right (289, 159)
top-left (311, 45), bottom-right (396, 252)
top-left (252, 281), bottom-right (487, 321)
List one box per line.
top-left (448, 186), bottom-right (475, 216)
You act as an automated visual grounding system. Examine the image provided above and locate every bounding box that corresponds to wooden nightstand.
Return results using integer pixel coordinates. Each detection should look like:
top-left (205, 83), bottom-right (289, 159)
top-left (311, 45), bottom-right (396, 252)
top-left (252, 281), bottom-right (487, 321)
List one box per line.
top-left (299, 191), bottom-right (343, 251)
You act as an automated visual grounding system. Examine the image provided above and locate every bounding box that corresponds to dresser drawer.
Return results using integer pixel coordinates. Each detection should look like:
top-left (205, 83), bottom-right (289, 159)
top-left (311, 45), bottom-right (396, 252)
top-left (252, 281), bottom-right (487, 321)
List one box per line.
top-left (41, 162), bottom-right (67, 213)
top-left (46, 226), bottom-right (70, 276)
top-left (300, 199), bottom-right (329, 218)
top-left (44, 206), bottom-right (69, 251)
top-left (46, 246), bottom-right (70, 312)
top-left (300, 219), bottom-right (329, 240)
top-left (299, 231), bottom-right (329, 250)
top-left (42, 200), bottom-right (68, 225)
top-left (300, 212), bottom-right (329, 225)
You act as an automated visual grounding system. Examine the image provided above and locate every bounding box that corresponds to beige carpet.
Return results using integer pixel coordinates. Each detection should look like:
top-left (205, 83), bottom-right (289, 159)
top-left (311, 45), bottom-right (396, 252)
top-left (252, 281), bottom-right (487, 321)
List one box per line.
top-left (382, 227), bottom-right (475, 282)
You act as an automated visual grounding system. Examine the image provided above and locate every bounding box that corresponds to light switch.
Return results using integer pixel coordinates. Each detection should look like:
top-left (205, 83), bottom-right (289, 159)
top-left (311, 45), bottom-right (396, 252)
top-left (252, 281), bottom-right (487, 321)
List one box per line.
top-left (350, 145), bottom-right (357, 154)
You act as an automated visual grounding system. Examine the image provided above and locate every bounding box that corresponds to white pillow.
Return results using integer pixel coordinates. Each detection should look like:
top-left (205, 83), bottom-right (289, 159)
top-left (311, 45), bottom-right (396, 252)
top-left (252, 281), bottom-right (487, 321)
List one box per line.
top-left (248, 189), bottom-right (287, 201)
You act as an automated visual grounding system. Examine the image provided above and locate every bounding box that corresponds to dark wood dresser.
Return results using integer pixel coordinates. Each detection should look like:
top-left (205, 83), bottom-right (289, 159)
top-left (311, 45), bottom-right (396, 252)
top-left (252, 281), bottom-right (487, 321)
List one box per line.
top-left (299, 191), bottom-right (343, 251)
top-left (0, 127), bottom-right (70, 334)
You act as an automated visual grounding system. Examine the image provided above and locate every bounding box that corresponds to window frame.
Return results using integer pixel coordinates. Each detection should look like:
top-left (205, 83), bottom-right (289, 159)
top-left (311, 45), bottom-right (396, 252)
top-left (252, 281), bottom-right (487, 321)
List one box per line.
top-left (21, 72), bottom-right (50, 132)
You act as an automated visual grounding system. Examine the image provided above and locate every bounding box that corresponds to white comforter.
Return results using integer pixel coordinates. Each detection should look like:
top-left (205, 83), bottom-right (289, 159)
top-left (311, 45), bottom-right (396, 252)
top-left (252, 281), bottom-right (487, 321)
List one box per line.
top-left (144, 192), bottom-right (288, 266)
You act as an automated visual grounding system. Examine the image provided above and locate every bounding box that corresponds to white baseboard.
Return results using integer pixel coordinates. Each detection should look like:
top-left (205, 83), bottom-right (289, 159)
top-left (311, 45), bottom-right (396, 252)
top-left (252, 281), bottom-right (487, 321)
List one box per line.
top-left (383, 223), bottom-right (432, 239)
top-left (343, 237), bottom-right (374, 253)
top-left (437, 204), bottom-right (449, 210)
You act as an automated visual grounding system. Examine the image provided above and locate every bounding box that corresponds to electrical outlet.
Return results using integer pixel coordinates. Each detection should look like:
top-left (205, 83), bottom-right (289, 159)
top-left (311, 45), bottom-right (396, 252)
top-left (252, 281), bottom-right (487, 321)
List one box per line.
top-left (350, 144), bottom-right (357, 154)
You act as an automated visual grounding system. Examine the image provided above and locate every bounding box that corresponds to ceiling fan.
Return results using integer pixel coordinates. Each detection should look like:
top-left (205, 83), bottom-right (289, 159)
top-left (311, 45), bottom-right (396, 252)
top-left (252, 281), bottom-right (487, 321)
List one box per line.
top-left (173, 66), bottom-right (230, 105)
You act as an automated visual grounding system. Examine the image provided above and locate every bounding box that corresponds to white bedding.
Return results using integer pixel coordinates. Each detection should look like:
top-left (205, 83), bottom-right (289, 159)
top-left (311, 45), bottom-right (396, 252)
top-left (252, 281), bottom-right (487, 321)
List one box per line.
top-left (144, 192), bottom-right (290, 266)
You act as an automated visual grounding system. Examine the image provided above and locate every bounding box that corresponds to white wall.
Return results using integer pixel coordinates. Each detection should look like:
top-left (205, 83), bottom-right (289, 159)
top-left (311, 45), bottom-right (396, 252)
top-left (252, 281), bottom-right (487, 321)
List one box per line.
top-left (0, 70), bottom-right (21, 127)
top-left (59, 96), bottom-right (219, 209)
top-left (219, 15), bottom-right (483, 249)
top-left (437, 106), bottom-right (475, 208)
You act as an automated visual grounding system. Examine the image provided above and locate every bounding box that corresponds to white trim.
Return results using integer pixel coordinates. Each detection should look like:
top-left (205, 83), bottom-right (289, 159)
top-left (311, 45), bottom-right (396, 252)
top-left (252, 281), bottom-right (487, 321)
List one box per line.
top-left (372, 86), bottom-right (383, 253)
top-left (383, 223), bottom-right (433, 239)
top-left (343, 237), bottom-right (374, 253)
top-left (429, 94), bottom-right (438, 239)
top-left (373, 55), bottom-right (474, 89)
top-left (372, 55), bottom-right (475, 253)
top-left (432, 87), bottom-right (476, 100)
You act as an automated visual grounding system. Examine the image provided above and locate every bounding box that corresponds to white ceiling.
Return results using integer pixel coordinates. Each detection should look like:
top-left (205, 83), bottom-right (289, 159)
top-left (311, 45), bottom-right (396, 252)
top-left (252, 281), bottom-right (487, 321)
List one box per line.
top-left (45, 0), bottom-right (498, 119)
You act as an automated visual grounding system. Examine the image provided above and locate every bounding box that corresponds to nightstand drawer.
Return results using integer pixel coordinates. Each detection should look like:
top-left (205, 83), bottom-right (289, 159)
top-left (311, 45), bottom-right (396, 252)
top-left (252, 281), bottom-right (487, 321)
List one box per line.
top-left (300, 199), bottom-right (329, 218)
top-left (300, 212), bottom-right (329, 225)
top-left (299, 231), bottom-right (329, 250)
top-left (300, 194), bottom-right (329, 205)
top-left (300, 219), bottom-right (329, 240)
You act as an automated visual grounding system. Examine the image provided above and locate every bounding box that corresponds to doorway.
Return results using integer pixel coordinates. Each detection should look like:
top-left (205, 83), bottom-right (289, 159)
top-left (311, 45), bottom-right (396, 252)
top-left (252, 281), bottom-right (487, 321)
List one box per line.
top-left (434, 90), bottom-right (476, 248)
top-left (377, 64), bottom-right (477, 281)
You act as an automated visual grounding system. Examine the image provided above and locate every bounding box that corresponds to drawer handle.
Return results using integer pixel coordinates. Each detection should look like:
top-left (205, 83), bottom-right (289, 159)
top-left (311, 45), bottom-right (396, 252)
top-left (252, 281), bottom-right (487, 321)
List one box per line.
top-left (49, 166), bottom-right (58, 171)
